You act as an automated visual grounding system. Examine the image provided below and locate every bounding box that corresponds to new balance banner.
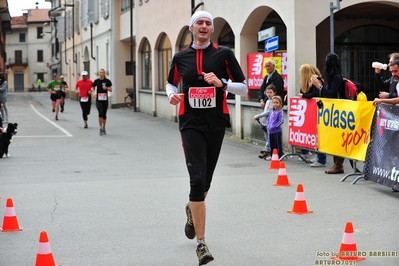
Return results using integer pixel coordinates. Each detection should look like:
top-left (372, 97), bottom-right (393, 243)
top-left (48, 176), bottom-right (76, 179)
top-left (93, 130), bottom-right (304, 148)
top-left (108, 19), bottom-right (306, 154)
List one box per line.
top-left (288, 97), bottom-right (318, 150)
top-left (364, 104), bottom-right (399, 190)
top-left (316, 98), bottom-right (375, 161)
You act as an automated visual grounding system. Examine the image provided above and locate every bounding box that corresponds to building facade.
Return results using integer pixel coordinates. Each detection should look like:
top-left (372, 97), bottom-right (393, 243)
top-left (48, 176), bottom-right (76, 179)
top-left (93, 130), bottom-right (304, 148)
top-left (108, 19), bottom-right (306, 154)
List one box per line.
top-left (43, 0), bottom-right (399, 142)
top-left (0, 0), bottom-right (11, 75)
top-left (6, 7), bottom-right (52, 92)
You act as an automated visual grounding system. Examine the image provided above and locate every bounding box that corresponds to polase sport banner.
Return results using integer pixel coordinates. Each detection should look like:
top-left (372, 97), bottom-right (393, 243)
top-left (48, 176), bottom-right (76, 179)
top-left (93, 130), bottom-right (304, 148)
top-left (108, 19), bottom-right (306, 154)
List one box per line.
top-left (316, 98), bottom-right (375, 161)
top-left (364, 104), bottom-right (399, 190)
top-left (288, 97), bottom-right (318, 150)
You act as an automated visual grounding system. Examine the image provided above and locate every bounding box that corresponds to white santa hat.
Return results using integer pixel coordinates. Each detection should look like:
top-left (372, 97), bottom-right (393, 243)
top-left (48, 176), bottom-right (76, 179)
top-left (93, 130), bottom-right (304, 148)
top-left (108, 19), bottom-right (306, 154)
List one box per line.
top-left (189, 11), bottom-right (214, 30)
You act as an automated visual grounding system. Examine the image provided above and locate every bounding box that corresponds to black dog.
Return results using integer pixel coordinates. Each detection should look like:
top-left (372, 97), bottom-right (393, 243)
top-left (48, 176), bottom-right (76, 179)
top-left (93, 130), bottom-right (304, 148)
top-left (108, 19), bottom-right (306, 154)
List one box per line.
top-left (0, 123), bottom-right (18, 158)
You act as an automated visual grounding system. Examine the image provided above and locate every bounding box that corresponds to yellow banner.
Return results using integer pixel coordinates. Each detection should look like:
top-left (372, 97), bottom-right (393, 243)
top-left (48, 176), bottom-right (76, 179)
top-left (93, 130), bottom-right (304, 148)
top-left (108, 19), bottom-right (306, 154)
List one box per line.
top-left (317, 98), bottom-right (375, 161)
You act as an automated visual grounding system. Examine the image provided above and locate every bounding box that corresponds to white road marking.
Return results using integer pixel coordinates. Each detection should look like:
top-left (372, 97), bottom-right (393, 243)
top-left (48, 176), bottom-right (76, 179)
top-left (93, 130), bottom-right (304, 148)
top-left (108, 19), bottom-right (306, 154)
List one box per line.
top-left (14, 135), bottom-right (71, 138)
top-left (30, 104), bottom-right (73, 137)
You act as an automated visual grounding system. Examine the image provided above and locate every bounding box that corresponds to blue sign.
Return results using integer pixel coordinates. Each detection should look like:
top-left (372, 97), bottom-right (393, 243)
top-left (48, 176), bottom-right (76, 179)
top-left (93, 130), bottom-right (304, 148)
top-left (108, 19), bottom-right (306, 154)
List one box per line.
top-left (264, 36), bottom-right (279, 52)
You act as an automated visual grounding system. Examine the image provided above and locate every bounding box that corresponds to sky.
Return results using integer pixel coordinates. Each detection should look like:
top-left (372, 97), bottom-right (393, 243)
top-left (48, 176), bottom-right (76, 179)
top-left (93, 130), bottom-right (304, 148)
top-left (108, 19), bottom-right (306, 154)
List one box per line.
top-left (8, 0), bottom-right (52, 17)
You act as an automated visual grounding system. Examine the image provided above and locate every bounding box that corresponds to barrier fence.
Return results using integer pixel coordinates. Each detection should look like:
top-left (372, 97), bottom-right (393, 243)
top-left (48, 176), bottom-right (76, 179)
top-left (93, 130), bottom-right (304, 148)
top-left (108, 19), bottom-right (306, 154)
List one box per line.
top-left (286, 97), bottom-right (398, 188)
top-left (363, 104), bottom-right (399, 190)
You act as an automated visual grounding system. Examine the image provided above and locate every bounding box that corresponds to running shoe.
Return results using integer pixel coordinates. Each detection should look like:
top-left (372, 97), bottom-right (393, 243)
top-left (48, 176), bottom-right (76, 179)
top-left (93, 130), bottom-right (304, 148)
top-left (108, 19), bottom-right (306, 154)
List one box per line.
top-left (196, 243), bottom-right (214, 265)
top-left (55, 116), bottom-right (58, 121)
top-left (310, 162), bottom-right (325, 167)
top-left (99, 128), bottom-right (103, 135)
top-left (185, 202), bottom-right (196, 239)
top-left (102, 127), bottom-right (106, 135)
top-left (84, 122), bottom-right (88, 129)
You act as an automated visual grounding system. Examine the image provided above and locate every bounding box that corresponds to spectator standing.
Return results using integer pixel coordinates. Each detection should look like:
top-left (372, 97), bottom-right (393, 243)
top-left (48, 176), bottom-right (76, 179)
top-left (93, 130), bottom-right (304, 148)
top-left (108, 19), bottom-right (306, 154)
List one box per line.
top-left (374, 60), bottom-right (399, 105)
top-left (311, 53), bottom-right (345, 174)
top-left (298, 63), bottom-right (326, 167)
top-left (37, 78), bottom-right (42, 92)
top-left (266, 95), bottom-right (284, 160)
top-left (253, 84), bottom-right (276, 159)
top-left (376, 52), bottom-right (399, 99)
top-left (258, 59), bottom-right (284, 108)
top-left (0, 73), bottom-right (9, 123)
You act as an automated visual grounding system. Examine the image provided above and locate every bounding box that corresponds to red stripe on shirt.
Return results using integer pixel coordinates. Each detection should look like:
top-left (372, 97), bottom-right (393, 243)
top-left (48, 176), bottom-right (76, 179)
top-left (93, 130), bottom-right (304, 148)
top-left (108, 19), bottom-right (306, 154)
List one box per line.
top-left (178, 95), bottom-right (185, 116)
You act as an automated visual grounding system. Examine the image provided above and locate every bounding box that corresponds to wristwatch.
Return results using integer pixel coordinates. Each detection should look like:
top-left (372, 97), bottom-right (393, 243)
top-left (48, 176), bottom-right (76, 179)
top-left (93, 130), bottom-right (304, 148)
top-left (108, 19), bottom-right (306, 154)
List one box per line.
top-left (221, 78), bottom-right (228, 91)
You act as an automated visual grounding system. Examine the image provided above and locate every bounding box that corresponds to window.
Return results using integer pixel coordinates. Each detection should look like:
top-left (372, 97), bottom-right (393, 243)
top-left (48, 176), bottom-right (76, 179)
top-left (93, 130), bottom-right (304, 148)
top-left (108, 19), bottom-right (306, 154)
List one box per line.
top-left (158, 34), bottom-right (172, 91)
top-left (121, 0), bottom-right (132, 12)
top-left (19, 33), bottom-right (26, 42)
top-left (37, 50), bottom-right (43, 62)
top-left (141, 39), bottom-right (152, 89)
top-left (37, 27), bottom-right (43, 38)
top-left (15, 50), bottom-right (22, 64)
top-left (101, 0), bottom-right (109, 18)
top-left (88, 0), bottom-right (99, 24)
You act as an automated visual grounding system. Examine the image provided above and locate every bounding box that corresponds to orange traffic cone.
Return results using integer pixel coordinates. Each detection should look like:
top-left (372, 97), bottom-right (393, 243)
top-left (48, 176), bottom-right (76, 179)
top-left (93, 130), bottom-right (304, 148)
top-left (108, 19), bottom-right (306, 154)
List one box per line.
top-left (273, 162), bottom-right (291, 186)
top-left (331, 222), bottom-right (365, 262)
top-left (0, 198), bottom-right (22, 232)
top-left (35, 231), bottom-right (61, 266)
top-left (269, 149), bottom-right (280, 170)
top-left (287, 184), bottom-right (313, 215)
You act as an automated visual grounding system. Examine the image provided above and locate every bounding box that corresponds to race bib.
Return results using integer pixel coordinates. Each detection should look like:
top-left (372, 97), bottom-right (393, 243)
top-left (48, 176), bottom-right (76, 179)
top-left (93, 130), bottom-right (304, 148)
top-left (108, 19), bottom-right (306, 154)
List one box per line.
top-left (54, 85), bottom-right (61, 91)
top-left (98, 93), bottom-right (107, 101)
top-left (80, 96), bottom-right (89, 102)
top-left (188, 87), bottom-right (216, 109)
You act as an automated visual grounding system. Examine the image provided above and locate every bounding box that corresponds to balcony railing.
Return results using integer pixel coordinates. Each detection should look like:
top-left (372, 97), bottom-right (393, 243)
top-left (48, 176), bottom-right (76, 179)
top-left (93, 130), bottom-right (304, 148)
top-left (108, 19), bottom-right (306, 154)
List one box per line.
top-left (7, 58), bottom-right (28, 66)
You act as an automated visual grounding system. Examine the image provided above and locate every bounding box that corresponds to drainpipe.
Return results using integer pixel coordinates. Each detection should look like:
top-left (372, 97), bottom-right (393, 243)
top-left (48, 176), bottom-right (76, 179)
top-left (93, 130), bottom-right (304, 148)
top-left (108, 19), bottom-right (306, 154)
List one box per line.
top-left (91, 23), bottom-right (95, 60)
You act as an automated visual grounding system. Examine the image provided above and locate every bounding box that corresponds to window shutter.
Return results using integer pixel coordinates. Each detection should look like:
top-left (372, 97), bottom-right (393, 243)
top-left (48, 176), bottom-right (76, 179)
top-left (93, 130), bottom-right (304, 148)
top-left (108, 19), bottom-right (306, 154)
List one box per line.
top-left (67, 10), bottom-right (72, 39)
top-left (81, 0), bottom-right (88, 29)
top-left (57, 17), bottom-right (65, 42)
top-left (94, 0), bottom-right (99, 23)
top-left (75, 1), bottom-right (81, 34)
top-left (104, 0), bottom-right (109, 19)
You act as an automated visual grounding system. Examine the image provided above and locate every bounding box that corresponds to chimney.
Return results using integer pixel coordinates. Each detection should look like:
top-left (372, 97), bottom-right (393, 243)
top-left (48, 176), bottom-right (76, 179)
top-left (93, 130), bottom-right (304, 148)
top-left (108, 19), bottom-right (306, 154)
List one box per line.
top-left (35, 2), bottom-right (39, 9)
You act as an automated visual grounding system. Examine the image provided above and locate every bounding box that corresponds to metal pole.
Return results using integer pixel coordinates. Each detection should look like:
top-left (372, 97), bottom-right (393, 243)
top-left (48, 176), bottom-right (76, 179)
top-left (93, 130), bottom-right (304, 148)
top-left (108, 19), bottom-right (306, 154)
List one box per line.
top-left (130, 0), bottom-right (136, 112)
top-left (330, 0), bottom-right (341, 53)
top-left (64, 11), bottom-right (68, 65)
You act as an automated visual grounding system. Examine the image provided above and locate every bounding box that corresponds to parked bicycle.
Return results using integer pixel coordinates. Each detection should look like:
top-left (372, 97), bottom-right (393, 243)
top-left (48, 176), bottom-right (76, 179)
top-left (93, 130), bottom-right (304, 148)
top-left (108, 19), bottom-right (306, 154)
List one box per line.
top-left (125, 88), bottom-right (134, 109)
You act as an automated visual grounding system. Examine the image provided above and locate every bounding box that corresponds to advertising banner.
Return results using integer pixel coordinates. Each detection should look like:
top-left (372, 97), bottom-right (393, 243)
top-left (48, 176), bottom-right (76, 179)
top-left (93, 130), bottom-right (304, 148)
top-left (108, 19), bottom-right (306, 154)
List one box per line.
top-left (247, 53), bottom-right (272, 89)
top-left (275, 51), bottom-right (288, 91)
top-left (288, 97), bottom-right (318, 150)
top-left (316, 98), bottom-right (375, 161)
top-left (247, 52), bottom-right (286, 90)
top-left (364, 104), bottom-right (399, 190)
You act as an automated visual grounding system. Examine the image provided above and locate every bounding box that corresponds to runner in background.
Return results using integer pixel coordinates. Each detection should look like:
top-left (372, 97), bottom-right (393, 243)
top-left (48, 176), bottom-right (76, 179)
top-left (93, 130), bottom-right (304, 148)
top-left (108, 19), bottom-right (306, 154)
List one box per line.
top-left (92, 69), bottom-right (113, 135)
top-left (75, 71), bottom-right (94, 128)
